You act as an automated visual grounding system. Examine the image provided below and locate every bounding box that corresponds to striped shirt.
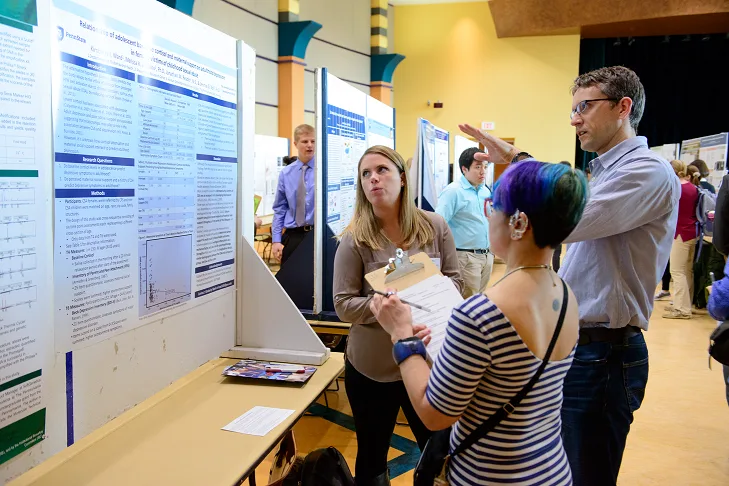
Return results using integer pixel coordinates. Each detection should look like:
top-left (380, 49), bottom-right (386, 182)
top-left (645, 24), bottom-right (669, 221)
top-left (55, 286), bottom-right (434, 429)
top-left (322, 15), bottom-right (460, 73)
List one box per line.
top-left (426, 294), bottom-right (575, 485)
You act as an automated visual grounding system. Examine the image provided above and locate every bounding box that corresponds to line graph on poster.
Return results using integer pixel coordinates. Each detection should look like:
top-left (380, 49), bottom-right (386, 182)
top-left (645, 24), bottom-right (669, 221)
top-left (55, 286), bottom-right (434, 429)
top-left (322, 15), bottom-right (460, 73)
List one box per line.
top-left (0, 247), bottom-right (37, 280)
top-left (0, 281), bottom-right (37, 312)
top-left (138, 234), bottom-right (193, 317)
top-left (0, 216), bottom-right (36, 242)
top-left (0, 182), bottom-right (35, 208)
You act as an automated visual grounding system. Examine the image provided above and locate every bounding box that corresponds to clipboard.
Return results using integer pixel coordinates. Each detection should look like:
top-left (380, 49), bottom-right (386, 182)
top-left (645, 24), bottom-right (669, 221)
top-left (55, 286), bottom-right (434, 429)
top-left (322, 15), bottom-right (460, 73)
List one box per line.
top-left (365, 251), bottom-right (442, 292)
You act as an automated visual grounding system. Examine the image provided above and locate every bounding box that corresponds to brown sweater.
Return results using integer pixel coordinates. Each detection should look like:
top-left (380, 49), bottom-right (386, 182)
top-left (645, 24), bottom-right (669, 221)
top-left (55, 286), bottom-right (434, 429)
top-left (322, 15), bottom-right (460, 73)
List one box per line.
top-left (333, 211), bottom-right (463, 382)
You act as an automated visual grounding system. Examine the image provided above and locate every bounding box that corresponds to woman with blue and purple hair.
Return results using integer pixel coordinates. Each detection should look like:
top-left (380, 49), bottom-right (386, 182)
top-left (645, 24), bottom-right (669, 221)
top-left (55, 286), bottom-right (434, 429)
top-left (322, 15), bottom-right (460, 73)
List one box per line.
top-left (370, 161), bottom-right (588, 485)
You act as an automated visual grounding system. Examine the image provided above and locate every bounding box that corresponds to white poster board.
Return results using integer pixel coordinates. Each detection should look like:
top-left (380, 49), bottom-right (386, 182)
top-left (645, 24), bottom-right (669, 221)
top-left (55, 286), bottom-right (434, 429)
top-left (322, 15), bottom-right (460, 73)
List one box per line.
top-left (0, 0), bottom-right (53, 465)
top-left (409, 118), bottom-right (438, 210)
top-left (253, 135), bottom-right (288, 216)
top-left (650, 143), bottom-right (679, 162)
top-left (453, 135), bottom-right (479, 182)
top-left (366, 97), bottom-right (395, 150)
top-left (681, 133), bottom-right (729, 188)
top-left (51, 0), bottom-right (239, 351)
top-left (432, 126), bottom-right (449, 197)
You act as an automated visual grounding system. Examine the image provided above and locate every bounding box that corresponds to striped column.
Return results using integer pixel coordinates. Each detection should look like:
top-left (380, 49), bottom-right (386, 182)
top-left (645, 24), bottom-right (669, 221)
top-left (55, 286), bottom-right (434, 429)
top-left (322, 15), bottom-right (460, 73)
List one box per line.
top-left (278, 0), bottom-right (299, 23)
top-left (370, 0), bottom-right (404, 106)
top-left (371, 0), bottom-right (388, 55)
top-left (278, 20), bottom-right (322, 140)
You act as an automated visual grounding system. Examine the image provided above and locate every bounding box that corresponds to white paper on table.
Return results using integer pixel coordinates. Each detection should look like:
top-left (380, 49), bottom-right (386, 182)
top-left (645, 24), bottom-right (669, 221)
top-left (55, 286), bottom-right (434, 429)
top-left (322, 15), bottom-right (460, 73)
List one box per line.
top-left (222, 406), bottom-right (295, 437)
top-left (397, 274), bottom-right (465, 361)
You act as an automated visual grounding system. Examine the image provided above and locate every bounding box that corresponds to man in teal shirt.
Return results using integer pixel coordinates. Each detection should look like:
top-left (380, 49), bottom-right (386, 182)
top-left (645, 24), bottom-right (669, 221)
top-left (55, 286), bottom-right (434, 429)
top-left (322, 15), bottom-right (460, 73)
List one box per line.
top-left (435, 147), bottom-right (492, 297)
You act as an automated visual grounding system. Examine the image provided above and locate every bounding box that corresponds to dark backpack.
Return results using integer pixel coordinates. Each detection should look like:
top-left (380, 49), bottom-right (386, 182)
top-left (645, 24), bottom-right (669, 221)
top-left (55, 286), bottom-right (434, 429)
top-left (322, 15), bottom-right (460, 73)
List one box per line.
top-left (299, 447), bottom-right (355, 486)
top-left (710, 321), bottom-right (729, 367)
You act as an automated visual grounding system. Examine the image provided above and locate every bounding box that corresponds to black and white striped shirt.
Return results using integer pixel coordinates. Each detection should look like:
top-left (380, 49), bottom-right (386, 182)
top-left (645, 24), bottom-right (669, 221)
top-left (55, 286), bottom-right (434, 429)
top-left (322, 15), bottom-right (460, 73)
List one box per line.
top-left (426, 294), bottom-right (575, 485)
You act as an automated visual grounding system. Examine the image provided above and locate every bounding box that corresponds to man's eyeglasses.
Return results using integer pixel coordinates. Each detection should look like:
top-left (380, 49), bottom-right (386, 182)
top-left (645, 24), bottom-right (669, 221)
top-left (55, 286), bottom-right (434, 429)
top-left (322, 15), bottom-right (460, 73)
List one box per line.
top-left (570, 98), bottom-right (618, 120)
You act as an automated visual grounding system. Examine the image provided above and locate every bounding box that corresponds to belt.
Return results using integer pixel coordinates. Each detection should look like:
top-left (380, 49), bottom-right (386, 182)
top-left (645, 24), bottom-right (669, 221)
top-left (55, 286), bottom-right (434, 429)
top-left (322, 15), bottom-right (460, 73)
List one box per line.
top-left (457, 248), bottom-right (490, 254)
top-left (286, 225), bottom-right (314, 233)
top-left (578, 326), bottom-right (642, 346)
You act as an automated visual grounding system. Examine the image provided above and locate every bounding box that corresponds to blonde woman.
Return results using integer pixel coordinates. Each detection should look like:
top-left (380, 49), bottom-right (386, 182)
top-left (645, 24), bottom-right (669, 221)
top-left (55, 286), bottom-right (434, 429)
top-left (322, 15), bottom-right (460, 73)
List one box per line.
top-left (664, 159), bottom-right (699, 319)
top-left (333, 145), bottom-right (462, 486)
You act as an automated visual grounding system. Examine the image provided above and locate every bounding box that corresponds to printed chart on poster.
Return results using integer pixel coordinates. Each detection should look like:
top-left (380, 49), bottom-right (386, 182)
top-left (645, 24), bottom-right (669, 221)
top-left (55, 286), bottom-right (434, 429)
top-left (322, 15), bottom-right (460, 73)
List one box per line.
top-left (253, 135), bottom-right (289, 216)
top-left (324, 74), bottom-right (367, 236)
top-left (680, 133), bottom-right (729, 188)
top-left (51, 0), bottom-right (239, 350)
top-left (432, 126), bottom-right (449, 197)
top-left (0, 0), bottom-right (51, 465)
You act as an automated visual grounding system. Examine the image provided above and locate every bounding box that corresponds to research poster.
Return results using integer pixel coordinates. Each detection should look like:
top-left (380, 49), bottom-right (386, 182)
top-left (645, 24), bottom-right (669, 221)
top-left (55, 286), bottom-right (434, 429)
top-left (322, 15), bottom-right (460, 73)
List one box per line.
top-left (51, 0), bottom-right (239, 350)
top-left (253, 135), bottom-right (288, 216)
top-left (680, 133), bottom-right (728, 188)
top-left (325, 73), bottom-right (367, 236)
top-left (433, 126), bottom-right (449, 197)
top-left (650, 143), bottom-right (678, 162)
top-left (0, 0), bottom-right (51, 464)
top-left (366, 97), bottom-right (394, 150)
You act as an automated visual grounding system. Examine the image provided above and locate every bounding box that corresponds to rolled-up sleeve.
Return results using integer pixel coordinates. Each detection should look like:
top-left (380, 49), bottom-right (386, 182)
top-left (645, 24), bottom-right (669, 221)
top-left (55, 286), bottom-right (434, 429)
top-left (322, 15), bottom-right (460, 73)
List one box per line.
top-left (565, 158), bottom-right (676, 243)
top-left (438, 218), bottom-right (464, 294)
top-left (333, 234), bottom-right (377, 324)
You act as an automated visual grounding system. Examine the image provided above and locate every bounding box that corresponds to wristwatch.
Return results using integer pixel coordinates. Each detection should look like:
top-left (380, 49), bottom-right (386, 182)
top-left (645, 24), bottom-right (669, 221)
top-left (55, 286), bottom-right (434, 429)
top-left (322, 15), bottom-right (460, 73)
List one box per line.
top-left (510, 151), bottom-right (533, 164)
top-left (392, 337), bottom-right (427, 365)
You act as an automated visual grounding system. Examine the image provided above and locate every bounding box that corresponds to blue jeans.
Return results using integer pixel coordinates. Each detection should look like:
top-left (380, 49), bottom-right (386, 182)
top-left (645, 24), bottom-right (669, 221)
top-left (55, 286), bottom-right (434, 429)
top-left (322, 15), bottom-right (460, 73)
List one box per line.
top-left (561, 332), bottom-right (649, 486)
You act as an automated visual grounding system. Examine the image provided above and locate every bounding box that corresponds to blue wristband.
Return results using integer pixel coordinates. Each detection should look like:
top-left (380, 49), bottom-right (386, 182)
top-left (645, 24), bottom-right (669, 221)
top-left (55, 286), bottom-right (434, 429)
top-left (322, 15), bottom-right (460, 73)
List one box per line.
top-left (392, 337), bottom-right (427, 365)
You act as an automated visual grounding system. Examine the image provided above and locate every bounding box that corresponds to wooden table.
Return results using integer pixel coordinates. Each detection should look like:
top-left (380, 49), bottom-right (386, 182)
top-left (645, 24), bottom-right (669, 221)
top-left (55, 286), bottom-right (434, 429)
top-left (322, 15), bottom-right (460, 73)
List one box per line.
top-left (308, 320), bottom-right (351, 336)
top-left (10, 354), bottom-right (345, 486)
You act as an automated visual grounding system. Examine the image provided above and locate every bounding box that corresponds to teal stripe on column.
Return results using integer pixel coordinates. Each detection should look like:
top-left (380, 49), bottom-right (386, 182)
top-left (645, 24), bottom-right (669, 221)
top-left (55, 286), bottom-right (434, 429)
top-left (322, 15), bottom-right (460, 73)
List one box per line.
top-left (156, 0), bottom-right (195, 16)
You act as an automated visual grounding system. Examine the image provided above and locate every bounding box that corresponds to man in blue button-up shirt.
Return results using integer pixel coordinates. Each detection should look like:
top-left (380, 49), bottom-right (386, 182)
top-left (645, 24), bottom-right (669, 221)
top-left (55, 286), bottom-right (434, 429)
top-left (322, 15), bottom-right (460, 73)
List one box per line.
top-left (460, 66), bottom-right (679, 486)
top-left (435, 147), bottom-right (493, 297)
top-left (272, 124), bottom-right (316, 263)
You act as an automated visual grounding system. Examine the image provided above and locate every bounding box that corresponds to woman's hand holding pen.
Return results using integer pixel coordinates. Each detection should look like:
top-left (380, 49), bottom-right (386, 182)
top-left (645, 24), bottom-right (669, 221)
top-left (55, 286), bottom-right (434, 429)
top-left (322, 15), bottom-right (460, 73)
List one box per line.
top-left (370, 289), bottom-right (432, 345)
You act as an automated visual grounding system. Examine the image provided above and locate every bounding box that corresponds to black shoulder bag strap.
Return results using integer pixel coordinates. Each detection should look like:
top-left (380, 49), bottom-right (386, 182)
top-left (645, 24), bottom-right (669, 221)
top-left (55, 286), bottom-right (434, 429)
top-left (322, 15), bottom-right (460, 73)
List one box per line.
top-left (451, 279), bottom-right (569, 456)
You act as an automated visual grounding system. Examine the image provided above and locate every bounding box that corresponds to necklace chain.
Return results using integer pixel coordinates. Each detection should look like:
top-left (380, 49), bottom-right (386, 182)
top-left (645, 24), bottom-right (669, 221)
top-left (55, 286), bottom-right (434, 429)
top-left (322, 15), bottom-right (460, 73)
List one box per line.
top-left (491, 264), bottom-right (555, 287)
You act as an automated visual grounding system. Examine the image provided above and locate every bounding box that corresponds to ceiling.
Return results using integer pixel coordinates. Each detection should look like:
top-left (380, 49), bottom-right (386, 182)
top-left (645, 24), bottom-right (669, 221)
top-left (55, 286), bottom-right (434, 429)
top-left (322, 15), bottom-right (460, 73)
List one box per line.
top-left (389, 0), bottom-right (488, 5)
top-left (488, 0), bottom-right (729, 38)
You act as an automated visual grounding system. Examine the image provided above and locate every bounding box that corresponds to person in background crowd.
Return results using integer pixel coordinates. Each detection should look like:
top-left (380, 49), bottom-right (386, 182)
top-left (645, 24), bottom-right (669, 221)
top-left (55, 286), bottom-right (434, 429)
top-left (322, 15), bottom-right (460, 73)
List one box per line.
top-left (688, 165), bottom-right (702, 188)
top-left (282, 155), bottom-right (298, 166)
top-left (333, 145), bottom-right (462, 486)
top-left (689, 159), bottom-right (716, 194)
top-left (707, 172), bottom-right (729, 406)
top-left (436, 147), bottom-right (493, 297)
top-left (552, 161), bottom-right (573, 272)
top-left (664, 160), bottom-right (698, 319)
top-left (461, 65), bottom-right (680, 486)
top-left (655, 262), bottom-right (671, 301)
top-left (272, 125), bottom-right (315, 264)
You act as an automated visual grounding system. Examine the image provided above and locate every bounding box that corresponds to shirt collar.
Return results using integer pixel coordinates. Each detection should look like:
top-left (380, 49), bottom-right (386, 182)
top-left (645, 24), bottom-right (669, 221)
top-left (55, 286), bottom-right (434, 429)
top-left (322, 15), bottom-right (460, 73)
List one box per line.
top-left (593, 136), bottom-right (648, 170)
top-left (296, 157), bottom-right (316, 170)
top-left (459, 174), bottom-right (482, 191)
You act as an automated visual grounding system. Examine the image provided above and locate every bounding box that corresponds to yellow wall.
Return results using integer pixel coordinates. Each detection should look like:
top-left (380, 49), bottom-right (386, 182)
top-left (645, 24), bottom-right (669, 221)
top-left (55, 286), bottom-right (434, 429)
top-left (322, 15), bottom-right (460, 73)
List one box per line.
top-left (393, 2), bottom-right (580, 165)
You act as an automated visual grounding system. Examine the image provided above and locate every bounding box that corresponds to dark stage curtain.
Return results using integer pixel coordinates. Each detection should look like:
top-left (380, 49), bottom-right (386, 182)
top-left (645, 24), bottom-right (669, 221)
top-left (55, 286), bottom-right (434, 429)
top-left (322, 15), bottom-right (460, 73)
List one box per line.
top-left (575, 35), bottom-right (729, 169)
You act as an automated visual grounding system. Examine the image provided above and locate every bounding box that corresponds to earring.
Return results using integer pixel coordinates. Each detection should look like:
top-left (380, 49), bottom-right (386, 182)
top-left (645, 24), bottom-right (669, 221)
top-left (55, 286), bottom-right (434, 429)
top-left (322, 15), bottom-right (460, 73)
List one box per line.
top-left (510, 209), bottom-right (527, 240)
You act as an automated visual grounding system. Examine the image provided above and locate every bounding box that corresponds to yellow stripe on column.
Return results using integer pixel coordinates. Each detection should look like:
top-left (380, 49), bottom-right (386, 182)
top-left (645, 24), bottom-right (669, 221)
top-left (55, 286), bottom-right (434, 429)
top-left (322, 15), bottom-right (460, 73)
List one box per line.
top-left (371, 0), bottom-right (388, 9)
top-left (371, 14), bottom-right (388, 29)
top-left (278, 0), bottom-right (299, 14)
top-left (370, 34), bottom-right (388, 49)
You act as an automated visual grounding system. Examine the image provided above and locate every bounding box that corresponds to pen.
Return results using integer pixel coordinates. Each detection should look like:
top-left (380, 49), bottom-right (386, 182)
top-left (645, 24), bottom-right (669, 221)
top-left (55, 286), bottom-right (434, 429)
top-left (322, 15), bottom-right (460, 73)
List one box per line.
top-left (368, 289), bottom-right (432, 313)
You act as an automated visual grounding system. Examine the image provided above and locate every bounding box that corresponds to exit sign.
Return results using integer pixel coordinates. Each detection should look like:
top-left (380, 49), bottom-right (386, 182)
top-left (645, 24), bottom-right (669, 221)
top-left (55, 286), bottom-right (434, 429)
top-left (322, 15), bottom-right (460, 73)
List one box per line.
top-left (481, 121), bottom-right (495, 130)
